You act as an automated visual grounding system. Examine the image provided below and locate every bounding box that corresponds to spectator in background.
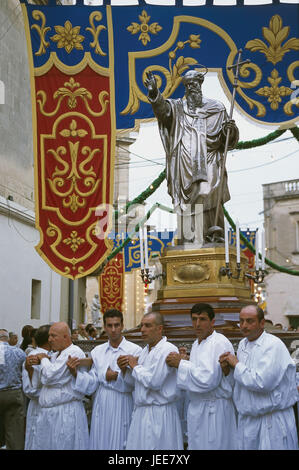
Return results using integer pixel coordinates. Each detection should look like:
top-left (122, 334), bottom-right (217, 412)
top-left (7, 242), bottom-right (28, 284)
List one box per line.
top-left (9, 332), bottom-right (18, 347)
top-left (78, 323), bottom-right (88, 341)
top-left (20, 325), bottom-right (34, 353)
top-left (71, 329), bottom-right (79, 342)
top-left (0, 329), bottom-right (26, 450)
top-left (25, 328), bottom-right (37, 355)
top-left (86, 324), bottom-right (98, 340)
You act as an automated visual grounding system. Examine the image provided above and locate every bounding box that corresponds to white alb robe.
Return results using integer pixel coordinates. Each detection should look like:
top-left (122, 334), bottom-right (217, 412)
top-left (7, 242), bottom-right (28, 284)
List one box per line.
top-left (22, 347), bottom-right (48, 450)
top-left (125, 336), bottom-right (183, 450)
top-left (230, 331), bottom-right (299, 450)
top-left (73, 337), bottom-right (142, 450)
top-left (36, 344), bottom-right (89, 450)
top-left (177, 330), bottom-right (238, 450)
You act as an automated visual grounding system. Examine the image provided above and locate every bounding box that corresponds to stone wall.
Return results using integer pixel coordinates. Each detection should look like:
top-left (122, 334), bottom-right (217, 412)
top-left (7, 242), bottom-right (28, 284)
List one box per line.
top-left (0, 0), bottom-right (34, 210)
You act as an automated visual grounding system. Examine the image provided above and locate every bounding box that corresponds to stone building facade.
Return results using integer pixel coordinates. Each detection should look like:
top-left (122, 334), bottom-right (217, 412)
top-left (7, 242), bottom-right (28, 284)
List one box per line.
top-left (263, 178), bottom-right (299, 329)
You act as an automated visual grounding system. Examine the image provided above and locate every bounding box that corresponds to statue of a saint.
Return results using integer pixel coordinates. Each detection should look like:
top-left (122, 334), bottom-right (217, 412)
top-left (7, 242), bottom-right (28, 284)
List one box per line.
top-left (91, 294), bottom-right (102, 327)
top-left (145, 69), bottom-right (239, 244)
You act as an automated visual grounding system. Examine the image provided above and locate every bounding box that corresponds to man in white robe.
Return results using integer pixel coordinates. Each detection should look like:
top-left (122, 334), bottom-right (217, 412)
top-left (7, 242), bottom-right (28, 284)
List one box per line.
top-left (220, 305), bottom-right (299, 450)
top-left (67, 309), bottom-right (142, 450)
top-left (22, 324), bottom-right (51, 450)
top-left (31, 322), bottom-right (89, 450)
top-left (118, 312), bottom-right (183, 450)
top-left (166, 302), bottom-right (238, 450)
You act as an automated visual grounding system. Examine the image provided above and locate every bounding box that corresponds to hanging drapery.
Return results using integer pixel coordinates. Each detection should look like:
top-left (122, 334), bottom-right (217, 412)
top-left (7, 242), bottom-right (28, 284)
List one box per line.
top-left (21, 2), bottom-right (116, 278)
top-left (20, 0), bottom-right (298, 278)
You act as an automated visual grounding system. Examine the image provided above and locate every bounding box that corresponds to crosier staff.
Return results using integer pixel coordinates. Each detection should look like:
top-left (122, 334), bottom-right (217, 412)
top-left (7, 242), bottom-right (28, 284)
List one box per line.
top-left (214, 49), bottom-right (250, 228)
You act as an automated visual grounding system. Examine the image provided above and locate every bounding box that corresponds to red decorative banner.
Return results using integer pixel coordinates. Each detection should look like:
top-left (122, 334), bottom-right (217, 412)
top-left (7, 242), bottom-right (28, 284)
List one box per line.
top-left (22, 5), bottom-right (116, 279)
top-left (33, 67), bottom-right (114, 278)
top-left (99, 253), bottom-right (124, 313)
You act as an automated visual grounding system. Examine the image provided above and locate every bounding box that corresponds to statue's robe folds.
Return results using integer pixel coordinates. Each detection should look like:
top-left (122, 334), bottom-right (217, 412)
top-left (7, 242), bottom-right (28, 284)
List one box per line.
top-left (149, 92), bottom-right (239, 239)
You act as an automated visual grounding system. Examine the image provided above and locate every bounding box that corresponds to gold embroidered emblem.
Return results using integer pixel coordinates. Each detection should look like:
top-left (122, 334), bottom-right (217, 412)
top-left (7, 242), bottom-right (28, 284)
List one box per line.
top-left (47, 119), bottom-right (100, 214)
top-left (127, 10), bottom-right (162, 46)
top-left (256, 69), bottom-right (292, 111)
top-left (245, 15), bottom-right (299, 65)
top-left (63, 231), bottom-right (85, 253)
top-left (37, 77), bottom-right (109, 117)
top-left (51, 20), bottom-right (85, 54)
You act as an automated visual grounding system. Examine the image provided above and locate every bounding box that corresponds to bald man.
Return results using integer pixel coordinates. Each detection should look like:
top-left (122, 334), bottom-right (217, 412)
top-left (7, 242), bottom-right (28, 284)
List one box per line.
top-left (30, 322), bottom-right (89, 450)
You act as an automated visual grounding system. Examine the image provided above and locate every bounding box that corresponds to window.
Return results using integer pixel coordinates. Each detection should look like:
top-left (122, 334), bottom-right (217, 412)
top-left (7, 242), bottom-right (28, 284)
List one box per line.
top-left (31, 279), bottom-right (41, 320)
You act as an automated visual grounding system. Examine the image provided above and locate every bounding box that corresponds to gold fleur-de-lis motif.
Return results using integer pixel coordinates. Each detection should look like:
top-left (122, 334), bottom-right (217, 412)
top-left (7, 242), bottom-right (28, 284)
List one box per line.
top-left (256, 69), bottom-right (292, 110)
top-left (127, 10), bottom-right (162, 46)
top-left (31, 10), bottom-right (51, 56)
top-left (63, 231), bottom-right (85, 253)
top-left (50, 20), bottom-right (84, 54)
top-left (245, 15), bottom-right (299, 65)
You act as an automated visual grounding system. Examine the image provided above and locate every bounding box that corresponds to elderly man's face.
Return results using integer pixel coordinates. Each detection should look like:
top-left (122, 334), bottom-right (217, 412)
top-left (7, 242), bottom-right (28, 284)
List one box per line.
top-left (184, 78), bottom-right (202, 96)
top-left (49, 325), bottom-right (67, 352)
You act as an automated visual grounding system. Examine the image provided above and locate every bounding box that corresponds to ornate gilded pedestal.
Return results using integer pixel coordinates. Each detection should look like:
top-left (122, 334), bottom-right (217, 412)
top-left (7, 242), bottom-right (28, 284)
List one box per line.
top-left (152, 245), bottom-right (254, 338)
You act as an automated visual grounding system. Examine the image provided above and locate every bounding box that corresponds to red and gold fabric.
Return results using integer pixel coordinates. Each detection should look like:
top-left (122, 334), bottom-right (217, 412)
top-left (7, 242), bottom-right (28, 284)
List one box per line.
top-left (21, 4), bottom-right (115, 278)
top-left (99, 253), bottom-right (124, 313)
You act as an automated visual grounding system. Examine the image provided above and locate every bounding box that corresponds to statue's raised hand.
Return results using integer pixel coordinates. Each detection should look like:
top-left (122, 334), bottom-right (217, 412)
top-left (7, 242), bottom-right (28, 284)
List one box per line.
top-left (144, 71), bottom-right (158, 100)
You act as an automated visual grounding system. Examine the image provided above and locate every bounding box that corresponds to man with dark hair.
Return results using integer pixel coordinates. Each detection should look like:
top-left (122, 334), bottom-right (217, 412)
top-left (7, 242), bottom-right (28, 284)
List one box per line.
top-left (219, 304), bottom-right (299, 450)
top-left (0, 329), bottom-right (26, 450)
top-left (166, 302), bottom-right (237, 450)
top-left (22, 324), bottom-right (51, 450)
top-left (67, 309), bottom-right (141, 450)
top-left (120, 312), bottom-right (183, 450)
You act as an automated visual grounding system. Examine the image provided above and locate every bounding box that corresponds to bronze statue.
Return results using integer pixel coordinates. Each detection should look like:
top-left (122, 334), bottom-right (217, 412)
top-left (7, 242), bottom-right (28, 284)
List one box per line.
top-left (145, 69), bottom-right (239, 245)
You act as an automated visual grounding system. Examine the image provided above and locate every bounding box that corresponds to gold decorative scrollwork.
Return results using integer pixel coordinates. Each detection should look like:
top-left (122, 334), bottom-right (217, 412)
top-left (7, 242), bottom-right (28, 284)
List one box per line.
top-left (47, 120), bottom-right (100, 213)
top-left (122, 35), bottom-right (200, 115)
top-left (31, 10), bottom-right (51, 56)
top-left (284, 61), bottom-right (299, 116)
top-left (127, 10), bottom-right (162, 46)
top-left (37, 77), bottom-right (109, 117)
top-left (86, 11), bottom-right (107, 56)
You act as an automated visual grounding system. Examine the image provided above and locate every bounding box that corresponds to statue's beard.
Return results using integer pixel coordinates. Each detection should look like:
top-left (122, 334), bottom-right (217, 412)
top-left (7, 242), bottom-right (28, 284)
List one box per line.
top-left (186, 90), bottom-right (203, 108)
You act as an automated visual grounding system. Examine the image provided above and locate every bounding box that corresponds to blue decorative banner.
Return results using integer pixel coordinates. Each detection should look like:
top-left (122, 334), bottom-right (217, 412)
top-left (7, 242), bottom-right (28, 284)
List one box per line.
top-left (109, 231), bottom-right (175, 272)
top-left (21, 1), bottom-right (299, 131)
top-left (111, 4), bottom-right (299, 128)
